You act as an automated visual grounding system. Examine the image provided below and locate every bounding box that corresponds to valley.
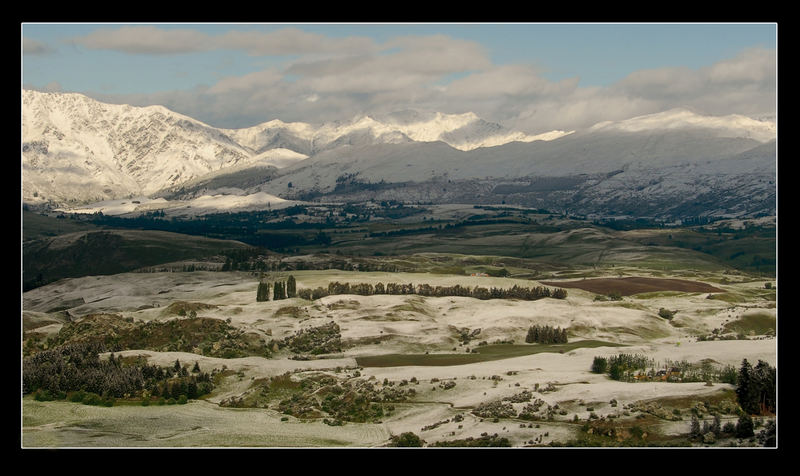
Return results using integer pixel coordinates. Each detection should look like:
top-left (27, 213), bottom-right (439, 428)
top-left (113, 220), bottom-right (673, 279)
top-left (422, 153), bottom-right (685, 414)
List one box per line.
top-left (20, 89), bottom-right (777, 449)
top-left (21, 203), bottom-right (777, 448)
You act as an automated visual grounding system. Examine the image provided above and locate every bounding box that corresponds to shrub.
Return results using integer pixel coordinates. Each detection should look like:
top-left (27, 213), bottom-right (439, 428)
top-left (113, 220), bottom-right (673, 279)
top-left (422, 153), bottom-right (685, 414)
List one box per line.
top-left (591, 357), bottom-right (608, 374)
top-left (391, 432), bottom-right (425, 447)
top-left (177, 395), bottom-right (188, 405)
top-left (69, 390), bottom-right (86, 403)
top-left (658, 308), bottom-right (675, 320)
top-left (722, 422), bottom-right (736, 434)
top-left (82, 392), bottom-right (103, 406)
top-left (735, 414), bottom-right (755, 438)
top-left (757, 419), bottom-right (776, 447)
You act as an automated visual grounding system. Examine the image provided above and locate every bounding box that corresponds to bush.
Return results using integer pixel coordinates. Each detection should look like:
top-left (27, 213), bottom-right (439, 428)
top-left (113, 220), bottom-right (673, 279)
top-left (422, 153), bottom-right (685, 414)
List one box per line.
top-left (391, 432), bottom-right (425, 447)
top-left (82, 392), bottom-right (103, 406)
top-left (658, 308), bottom-right (675, 320)
top-left (757, 419), bottom-right (776, 447)
top-left (177, 394), bottom-right (188, 405)
top-left (735, 414), bottom-right (755, 438)
top-left (591, 357), bottom-right (608, 374)
top-left (69, 391), bottom-right (86, 403)
top-left (722, 422), bottom-right (736, 434)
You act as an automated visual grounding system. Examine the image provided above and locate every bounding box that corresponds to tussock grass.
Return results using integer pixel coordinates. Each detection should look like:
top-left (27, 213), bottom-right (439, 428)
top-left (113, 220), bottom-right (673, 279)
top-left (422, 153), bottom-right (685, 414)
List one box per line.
top-left (355, 340), bottom-right (624, 367)
top-left (722, 313), bottom-right (776, 336)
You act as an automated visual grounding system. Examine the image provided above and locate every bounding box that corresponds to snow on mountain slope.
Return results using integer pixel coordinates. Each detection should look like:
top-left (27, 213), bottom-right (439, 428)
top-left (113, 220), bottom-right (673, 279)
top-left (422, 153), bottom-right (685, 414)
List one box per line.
top-left (589, 108), bottom-right (776, 143)
top-left (23, 90), bottom-right (564, 206)
top-left (262, 122), bottom-right (771, 196)
top-left (55, 191), bottom-right (296, 217)
top-left (223, 110), bottom-right (566, 155)
top-left (23, 90), bottom-right (253, 204)
top-left (22, 90), bottom-right (776, 215)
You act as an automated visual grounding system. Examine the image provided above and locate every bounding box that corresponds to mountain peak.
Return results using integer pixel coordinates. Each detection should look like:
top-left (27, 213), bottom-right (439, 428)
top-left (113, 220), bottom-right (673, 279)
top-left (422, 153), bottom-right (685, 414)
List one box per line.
top-left (588, 108), bottom-right (776, 142)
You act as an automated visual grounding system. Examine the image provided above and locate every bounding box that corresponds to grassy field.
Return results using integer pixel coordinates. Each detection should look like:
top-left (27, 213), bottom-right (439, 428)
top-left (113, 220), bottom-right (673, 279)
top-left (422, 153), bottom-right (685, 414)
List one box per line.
top-left (723, 312), bottom-right (777, 335)
top-left (22, 397), bottom-right (389, 447)
top-left (21, 206), bottom-right (777, 448)
top-left (355, 340), bottom-right (625, 367)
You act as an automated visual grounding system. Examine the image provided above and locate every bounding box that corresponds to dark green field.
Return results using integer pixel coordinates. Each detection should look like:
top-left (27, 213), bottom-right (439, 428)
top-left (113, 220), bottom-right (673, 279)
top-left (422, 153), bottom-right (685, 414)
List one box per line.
top-left (355, 340), bottom-right (625, 367)
top-left (23, 205), bottom-right (776, 293)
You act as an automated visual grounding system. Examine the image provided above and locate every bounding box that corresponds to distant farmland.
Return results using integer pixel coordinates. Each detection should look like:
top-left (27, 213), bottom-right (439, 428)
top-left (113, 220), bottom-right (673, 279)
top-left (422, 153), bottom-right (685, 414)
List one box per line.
top-left (540, 277), bottom-right (725, 296)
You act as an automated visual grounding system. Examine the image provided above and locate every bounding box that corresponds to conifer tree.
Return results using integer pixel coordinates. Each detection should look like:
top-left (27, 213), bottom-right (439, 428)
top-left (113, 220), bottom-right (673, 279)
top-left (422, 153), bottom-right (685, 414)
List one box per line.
top-left (274, 281), bottom-right (286, 300)
top-left (736, 359), bottom-right (760, 414)
top-left (287, 275), bottom-right (297, 298)
top-left (690, 415), bottom-right (701, 439)
top-left (257, 281), bottom-right (271, 302)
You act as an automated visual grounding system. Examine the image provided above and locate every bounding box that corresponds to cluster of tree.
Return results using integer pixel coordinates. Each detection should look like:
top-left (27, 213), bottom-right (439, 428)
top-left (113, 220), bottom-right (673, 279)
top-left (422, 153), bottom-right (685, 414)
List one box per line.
top-left (256, 275), bottom-right (298, 301)
top-left (525, 325), bottom-right (568, 344)
top-left (23, 341), bottom-right (213, 402)
top-left (294, 281), bottom-right (566, 302)
top-left (591, 353), bottom-right (656, 381)
top-left (735, 359), bottom-right (776, 415)
top-left (689, 412), bottom-right (772, 443)
top-left (663, 359), bottom-right (738, 384)
top-left (149, 359), bottom-right (213, 401)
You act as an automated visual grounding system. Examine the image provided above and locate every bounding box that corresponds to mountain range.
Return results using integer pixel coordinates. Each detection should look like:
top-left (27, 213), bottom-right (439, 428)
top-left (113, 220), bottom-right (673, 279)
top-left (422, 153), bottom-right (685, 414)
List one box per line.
top-left (22, 89), bottom-right (777, 219)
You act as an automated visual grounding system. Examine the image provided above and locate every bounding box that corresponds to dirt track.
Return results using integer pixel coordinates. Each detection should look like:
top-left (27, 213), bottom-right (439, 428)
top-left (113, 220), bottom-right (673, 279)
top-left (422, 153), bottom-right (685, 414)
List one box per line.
top-left (540, 277), bottom-right (725, 296)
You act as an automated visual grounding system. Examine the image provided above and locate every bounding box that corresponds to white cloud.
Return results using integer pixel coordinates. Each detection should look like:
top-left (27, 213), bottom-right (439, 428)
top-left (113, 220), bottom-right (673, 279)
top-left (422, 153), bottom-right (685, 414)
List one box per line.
top-left (72, 26), bottom-right (211, 54)
top-left (75, 29), bottom-right (775, 134)
top-left (206, 69), bottom-right (284, 94)
top-left (70, 26), bottom-right (378, 57)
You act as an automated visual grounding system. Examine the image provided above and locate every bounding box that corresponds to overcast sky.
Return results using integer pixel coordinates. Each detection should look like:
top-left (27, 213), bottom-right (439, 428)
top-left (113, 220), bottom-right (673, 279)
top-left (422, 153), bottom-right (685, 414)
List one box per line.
top-left (21, 22), bottom-right (777, 133)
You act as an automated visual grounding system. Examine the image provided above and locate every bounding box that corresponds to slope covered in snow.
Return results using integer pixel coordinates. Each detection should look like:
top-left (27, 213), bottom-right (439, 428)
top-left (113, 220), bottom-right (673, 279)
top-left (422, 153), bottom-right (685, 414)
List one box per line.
top-left (22, 90), bottom-right (776, 218)
top-left (23, 90), bottom-right (568, 206)
top-left (588, 108), bottom-right (776, 143)
top-left (23, 90), bottom-right (253, 205)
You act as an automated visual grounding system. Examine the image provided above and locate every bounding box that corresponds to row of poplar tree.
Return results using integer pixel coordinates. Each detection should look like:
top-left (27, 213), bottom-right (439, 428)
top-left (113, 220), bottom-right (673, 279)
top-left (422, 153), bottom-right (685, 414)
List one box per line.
top-left (256, 275), bottom-right (297, 301)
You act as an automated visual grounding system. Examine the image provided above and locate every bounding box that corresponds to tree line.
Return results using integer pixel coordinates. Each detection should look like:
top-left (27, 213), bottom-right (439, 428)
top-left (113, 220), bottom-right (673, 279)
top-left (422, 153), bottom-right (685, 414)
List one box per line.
top-left (288, 280), bottom-right (567, 302)
top-left (525, 325), bottom-right (568, 344)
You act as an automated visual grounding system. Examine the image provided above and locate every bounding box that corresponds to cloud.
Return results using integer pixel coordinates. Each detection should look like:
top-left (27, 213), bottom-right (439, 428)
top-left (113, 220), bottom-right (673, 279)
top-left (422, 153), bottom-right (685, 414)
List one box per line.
top-left (77, 35), bottom-right (776, 135)
top-left (23, 37), bottom-right (55, 55)
top-left (608, 47), bottom-right (776, 119)
top-left (216, 28), bottom-right (376, 56)
top-left (443, 64), bottom-right (579, 98)
top-left (70, 26), bottom-right (377, 57)
top-left (206, 69), bottom-right (284, 94)
top-left (71, 26), bottom-right (211, 54)
top-left (706, 47), bottom-right (776, 84)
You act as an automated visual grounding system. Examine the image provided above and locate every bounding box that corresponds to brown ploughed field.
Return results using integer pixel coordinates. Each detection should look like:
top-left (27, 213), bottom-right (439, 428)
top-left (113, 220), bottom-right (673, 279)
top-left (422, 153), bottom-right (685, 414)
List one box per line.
top-left (540, 276), bottom-right (725, 296)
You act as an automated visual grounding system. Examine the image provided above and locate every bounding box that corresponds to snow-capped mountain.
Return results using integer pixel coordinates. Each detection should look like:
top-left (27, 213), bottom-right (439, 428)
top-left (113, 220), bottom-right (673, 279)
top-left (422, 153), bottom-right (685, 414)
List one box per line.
top-left (22, 89), bottom-right (776, 218)
top-left (23, 90), bottom-right (254, 205)
top-left (221, 109), bottom-right (566, 155)
top-left (22, 90), bottom-right (567, 206)
top-left (588, 108), bottom-right (777, 143)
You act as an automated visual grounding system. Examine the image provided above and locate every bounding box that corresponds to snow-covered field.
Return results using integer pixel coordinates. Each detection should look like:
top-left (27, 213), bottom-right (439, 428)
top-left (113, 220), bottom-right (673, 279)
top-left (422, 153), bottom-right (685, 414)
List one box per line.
top-left (22, 268), bottom-right (776, 447)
